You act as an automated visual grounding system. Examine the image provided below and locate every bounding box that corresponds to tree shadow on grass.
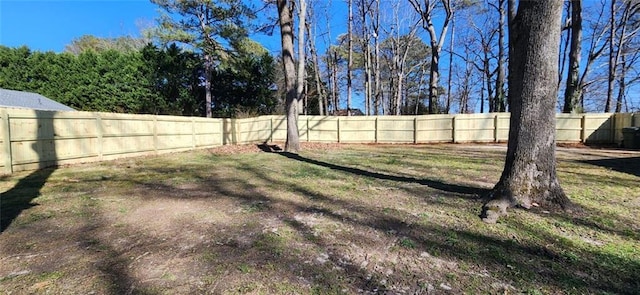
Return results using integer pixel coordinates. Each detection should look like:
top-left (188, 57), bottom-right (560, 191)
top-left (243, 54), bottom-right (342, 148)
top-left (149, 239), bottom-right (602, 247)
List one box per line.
top-left (1, 167), bottom-right (56, 233)
top-left (117, 150), bottom-right (639, 294)
top-left (580, 156), bottom-right (640, 178)
top-left (228, 159), bottom-right (640, 294)
top-left (257, 144), bottom-right (488, 198)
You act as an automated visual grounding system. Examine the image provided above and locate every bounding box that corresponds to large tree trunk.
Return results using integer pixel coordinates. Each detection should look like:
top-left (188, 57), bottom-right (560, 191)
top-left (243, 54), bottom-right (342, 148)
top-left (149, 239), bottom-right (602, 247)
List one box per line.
top-left (277, 0), bottom-right (299, 153)
top-left (563, 0), bottom-right (582, 113)
top-left (481, 0), bottom-right (571, 223)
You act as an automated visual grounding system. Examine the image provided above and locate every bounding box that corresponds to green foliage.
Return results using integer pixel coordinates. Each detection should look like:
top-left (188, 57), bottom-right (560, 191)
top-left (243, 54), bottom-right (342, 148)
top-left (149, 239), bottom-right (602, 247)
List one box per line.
top-left (64, 35), bottom-right (148, 54)
top-left (210, 50), bottom-right (277, 117)
top-left (0, 45), bottom-right (162, 113)
top-left (140, 44), bottom-right (205, 115)
top-left (150, 0), bottom-right (254, 58)
top-left (0, 42), bottom-right (277, 117)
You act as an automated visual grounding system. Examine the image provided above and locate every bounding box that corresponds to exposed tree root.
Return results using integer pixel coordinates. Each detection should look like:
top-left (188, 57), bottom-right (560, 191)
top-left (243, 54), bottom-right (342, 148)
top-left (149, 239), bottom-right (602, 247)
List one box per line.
top-left (480, 185), bottom-right (573, 224)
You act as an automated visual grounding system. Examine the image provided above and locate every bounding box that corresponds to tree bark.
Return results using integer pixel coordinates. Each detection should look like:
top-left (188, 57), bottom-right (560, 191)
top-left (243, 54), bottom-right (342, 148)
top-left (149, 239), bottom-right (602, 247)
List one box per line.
top-left (277, 0), bottom-right (299, 153)
top-left (563, 0), bottom-right (582, 113)
top-left (347, 0), bottom-right (353, 116)
top-left (306, 21), bottom-right (325, 115)
top-left (373, 0), bottom-right (381, 115)
top-left (615, 47), bottom-right (626, 113)
top-left (296, 0), bottom-right (307, 115)
top-left (605, 0), bottom-right (617, 113)
top-left (495, 0), bottom-right (507, 112)
top-left (445, 12), bottom-right (455, 114)
top-left (481, 0), bottom-right (571, 223)
top-left (204, 53), bottom-right (212, 117)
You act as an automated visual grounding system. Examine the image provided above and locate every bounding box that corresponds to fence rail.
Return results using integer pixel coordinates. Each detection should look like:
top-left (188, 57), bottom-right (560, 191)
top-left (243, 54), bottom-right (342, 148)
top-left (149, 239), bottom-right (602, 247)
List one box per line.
top-left (1, 107), bottom-right (637, 174)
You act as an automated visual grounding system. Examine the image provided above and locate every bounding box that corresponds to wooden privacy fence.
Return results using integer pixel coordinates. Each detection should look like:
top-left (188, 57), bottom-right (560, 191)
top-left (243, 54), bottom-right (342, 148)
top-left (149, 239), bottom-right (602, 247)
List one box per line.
top-left (1, 107), bottom-right (638, 174)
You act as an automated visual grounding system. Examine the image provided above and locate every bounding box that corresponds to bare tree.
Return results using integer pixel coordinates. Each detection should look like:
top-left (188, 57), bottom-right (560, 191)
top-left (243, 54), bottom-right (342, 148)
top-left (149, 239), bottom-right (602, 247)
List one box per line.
top-left (574, 0), bottom-right (608, 111)
top-left (492, 0), bottom-right (507, 112)
top-left (380, 2), bottom-right (421, 115)
top-left (297, 0), bottom-right (307, 115)
top-left (604, 0), bottom-right (640, 112)
top-left (409, 0), bottom-right (453, 114)
top-left (306, 6), bottom-right (327, 115)
top-left (463, 3), bottom-right (498, 113)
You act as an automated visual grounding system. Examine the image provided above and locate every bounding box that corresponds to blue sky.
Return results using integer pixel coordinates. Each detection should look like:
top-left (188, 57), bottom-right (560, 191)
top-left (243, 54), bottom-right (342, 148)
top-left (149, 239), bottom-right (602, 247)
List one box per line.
top-left (1, 0), bottom-right (162, 52)
top-left (0, 0), bottom-right (289, 53)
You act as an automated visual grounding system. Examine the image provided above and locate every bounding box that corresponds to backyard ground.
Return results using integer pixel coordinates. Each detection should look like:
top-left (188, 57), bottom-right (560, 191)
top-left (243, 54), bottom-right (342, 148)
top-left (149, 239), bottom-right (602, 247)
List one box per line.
top-left (0, 143), bottom-right (639, 294)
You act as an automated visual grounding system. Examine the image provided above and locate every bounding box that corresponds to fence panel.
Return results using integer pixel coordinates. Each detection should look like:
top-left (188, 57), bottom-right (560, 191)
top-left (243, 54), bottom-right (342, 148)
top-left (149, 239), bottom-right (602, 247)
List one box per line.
top-left (307, 116), bottom-right (339, 142)
top-left (157, 116), bottom-right (196, 151)
top-left (556, 114), bottom-right (583, 142)
top-left (377, 116), bottom-right (415, 143)
top-left (1, 107), bottom-right (636, 175)
top-left (0, 109), bottom-right (8, 173)
top-left (236, 117), bottom-right (272, 144)
top-left (339, 117), bottom-right (376, 143)
top-left (495, 113), bottom-right (510, 141)
top-left (454, 113), bottom-right (497, 142)
top-left (583, 113), bottom-right (614, 143)
top-left (270, 116), bottom-right (288, 142)
top-left (416, 115), bottom-right (453, 143)
top-left (194, 118), bottom-right (223, 148)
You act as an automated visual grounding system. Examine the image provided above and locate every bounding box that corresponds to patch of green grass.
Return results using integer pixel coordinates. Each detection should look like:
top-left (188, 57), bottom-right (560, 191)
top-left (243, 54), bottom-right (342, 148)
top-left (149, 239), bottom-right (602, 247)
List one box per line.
top-left (237, 263), bottom-right (253, 274)
top-left (234, 282), bottom-right (259, 293)
top-left (398, 237), bottom-right (416, 249)
top-left (290, 165), bottom-right (334, 179)
top-left (38, 271), bottom-right (64, 281)
top-left (254, 232), bottom-right (286, 258)
top-left (201, 251), bottom-right (218, 262)
top-left (243, 201), bottom-right (268, 213)
top-left (161, 272), bottom-right (176, 281)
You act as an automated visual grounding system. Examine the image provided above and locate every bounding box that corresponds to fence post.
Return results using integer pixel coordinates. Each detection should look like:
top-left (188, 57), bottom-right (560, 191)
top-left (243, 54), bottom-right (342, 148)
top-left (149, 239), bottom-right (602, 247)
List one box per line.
top-left (493, 114), bottom-right (499, 142)
top-left (305, 116), bottom-right (311, 142)
top-left (96, 113), bottom-right (103, 161)
top-left (452, 115), bottom-right (457, 143)
top-left (219, 118), bottom-right (224, 146)
top-left (153, 116), bottom-right (158, 154)
top-left (269, 116), bottom-right (273, 143)
top-left (337, 117), bottom-right (341, 143)
top-left (1, 109), bottom-right (13, 174)
top-left (580, 114), bottom-right (586, 143)
top-left (374, 117), bottom-right (378, 143)
top-left (191, 117), bottom-right (196, 149)
top-left (611, 113), bottom-right (617, 144)
top-left (413, 116), bottom-right (418, 144)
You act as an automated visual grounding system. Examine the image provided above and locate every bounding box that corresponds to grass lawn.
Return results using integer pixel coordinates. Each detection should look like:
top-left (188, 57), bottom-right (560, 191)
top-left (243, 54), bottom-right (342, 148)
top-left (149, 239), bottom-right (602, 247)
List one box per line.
top-left (1, 143), bottom-right (638, 294)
